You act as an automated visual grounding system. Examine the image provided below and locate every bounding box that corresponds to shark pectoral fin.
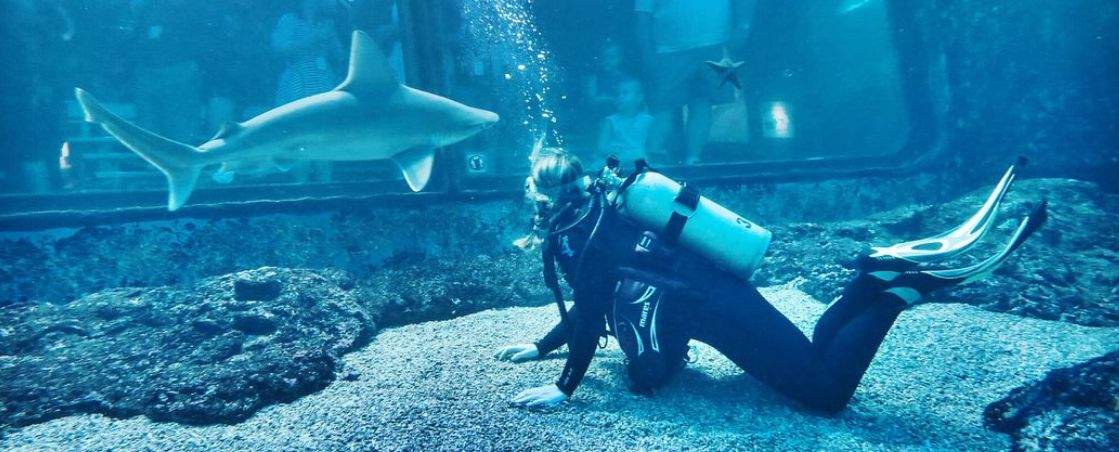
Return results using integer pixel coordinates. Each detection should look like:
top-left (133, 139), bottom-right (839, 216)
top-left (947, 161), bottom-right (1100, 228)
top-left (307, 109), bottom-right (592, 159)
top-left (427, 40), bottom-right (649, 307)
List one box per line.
top-left (209, 122), bottom-right (244, 141)
top-left (272, 159), bottom-right (295, 172)
top-left (392, 147), bottom-right (435, 192)
top-left (335, 30), bottom-right (399, 95)
top-left (211, 163), bottom-right (236, 184)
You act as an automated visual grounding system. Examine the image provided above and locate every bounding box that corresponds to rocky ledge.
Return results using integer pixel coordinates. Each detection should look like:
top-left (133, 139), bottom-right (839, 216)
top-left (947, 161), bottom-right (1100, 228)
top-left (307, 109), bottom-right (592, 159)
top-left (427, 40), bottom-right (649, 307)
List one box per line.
top-left (755, 178), bottom-right (1119, 327)
top-left (985, 351), bottom-right (1119, 451)
top-left (0, 267), bottom-right (374, 428)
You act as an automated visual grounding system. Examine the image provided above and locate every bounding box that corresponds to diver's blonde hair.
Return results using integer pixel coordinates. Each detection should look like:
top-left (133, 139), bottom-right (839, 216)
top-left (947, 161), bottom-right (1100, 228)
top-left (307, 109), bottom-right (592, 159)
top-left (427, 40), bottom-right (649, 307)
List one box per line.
top-left (530, 150), bottom-right (583, 188)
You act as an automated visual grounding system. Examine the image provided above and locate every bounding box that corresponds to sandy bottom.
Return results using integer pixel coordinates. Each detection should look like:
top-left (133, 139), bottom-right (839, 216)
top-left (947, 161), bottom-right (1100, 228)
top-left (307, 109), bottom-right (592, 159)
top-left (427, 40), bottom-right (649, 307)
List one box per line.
top-left (3, 286), bottom-right (1116, 451)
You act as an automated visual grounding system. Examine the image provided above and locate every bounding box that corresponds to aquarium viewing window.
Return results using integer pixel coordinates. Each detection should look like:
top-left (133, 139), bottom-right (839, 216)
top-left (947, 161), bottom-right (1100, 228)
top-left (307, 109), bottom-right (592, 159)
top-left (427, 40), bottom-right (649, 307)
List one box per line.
top-left (0, 0), bottom-right (939, 228)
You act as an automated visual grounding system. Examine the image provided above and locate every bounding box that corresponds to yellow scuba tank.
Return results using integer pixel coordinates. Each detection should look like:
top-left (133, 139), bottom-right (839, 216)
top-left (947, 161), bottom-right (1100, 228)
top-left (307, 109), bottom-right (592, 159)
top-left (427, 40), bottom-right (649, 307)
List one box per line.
top-left (609, 169), bottom-right (771, 280)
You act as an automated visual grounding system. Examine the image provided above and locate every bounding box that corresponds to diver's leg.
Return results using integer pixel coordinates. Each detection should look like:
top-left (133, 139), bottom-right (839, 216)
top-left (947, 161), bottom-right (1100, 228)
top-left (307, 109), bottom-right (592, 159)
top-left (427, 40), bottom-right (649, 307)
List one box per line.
top-left (806, 201), bottom-right (1046, 401)
top-left (812, 293), bottom-right (907, 405)
top-left (693, 276), bottom-right (909, 413)
top-left (690, 277), bottom-right (853, 413)
top-left (817, 196), bottom-right (1047, 343)
top-left (812, 272), bottom-right (889, 350)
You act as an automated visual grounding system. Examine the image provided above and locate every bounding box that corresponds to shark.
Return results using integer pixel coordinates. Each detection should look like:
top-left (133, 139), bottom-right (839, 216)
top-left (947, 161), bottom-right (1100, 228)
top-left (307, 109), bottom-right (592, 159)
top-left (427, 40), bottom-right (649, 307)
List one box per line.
top-left (74, 30), bottom-right (500, 211)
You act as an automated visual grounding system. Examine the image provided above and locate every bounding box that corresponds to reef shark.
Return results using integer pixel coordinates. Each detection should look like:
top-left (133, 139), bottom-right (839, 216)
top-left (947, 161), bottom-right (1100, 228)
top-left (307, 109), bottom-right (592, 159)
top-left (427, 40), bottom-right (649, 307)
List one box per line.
top-left (75, 30), bottom-right (500, 211)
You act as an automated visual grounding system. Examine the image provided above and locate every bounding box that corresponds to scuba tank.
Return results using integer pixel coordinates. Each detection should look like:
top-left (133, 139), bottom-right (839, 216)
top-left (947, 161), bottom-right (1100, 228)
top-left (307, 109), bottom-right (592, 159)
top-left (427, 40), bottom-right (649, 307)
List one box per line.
top-left (604, 160), bottom-right (772, 281)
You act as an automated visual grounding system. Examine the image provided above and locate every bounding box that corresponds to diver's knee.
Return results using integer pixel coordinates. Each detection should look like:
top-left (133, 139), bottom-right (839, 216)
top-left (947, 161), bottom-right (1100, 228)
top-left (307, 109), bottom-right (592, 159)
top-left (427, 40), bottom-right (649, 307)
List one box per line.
top-left (810, 389), bottom-right (850, 413)
top-left (799, 389), bottom-right (852, 415)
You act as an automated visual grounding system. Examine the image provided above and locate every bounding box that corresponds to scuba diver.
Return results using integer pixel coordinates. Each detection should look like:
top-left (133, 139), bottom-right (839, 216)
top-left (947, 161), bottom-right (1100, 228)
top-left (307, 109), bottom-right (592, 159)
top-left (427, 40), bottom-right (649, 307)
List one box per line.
top-left (496, 151), bottom-right (1047, 411)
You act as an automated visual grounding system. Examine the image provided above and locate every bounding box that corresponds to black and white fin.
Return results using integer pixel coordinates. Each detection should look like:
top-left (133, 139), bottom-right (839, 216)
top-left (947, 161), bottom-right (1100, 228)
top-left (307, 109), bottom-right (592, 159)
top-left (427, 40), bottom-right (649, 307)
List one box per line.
top-left (874, 199), bottom-right (1048, 305)
top-left (869, 159), bottom-right (1022, 264)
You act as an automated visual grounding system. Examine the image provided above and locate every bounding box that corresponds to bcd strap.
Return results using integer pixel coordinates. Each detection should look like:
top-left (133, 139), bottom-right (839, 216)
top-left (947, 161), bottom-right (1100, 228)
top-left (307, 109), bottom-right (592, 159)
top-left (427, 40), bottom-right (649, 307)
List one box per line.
top-left (663, 213), bottom-right (687, 244)
top-left (675, 183), bottom-right (700, 210)
top-left (616, 159), bottom-right (650, 195)
top-left (662, 183), bottom-right (699, 244)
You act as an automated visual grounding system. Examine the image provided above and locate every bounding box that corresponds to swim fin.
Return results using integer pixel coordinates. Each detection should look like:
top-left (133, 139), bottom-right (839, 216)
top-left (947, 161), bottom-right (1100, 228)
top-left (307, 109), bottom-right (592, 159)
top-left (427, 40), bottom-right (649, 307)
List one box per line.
top-left (863, 158), bottom-right (1025, 265)
top-left (860, 158), bottom-right (1025, 272)
top-left (870, 199), bottom-right (1048, 306)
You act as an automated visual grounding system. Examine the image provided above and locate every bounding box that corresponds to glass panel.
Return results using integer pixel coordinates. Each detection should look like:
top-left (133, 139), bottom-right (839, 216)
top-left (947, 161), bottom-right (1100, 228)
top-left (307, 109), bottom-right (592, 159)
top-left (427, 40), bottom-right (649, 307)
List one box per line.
top-left (0, 0), bottom-right (915, 205)
top-left (442, 0), bottom-right (911, 177)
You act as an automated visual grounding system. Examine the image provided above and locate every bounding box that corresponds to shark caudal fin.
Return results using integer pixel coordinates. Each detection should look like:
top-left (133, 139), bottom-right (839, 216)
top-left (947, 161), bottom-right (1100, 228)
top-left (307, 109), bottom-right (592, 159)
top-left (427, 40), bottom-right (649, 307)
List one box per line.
top-left (74, 88), bottom-right (207, 211)
top-left (392, 146), bottom-right (434, 191)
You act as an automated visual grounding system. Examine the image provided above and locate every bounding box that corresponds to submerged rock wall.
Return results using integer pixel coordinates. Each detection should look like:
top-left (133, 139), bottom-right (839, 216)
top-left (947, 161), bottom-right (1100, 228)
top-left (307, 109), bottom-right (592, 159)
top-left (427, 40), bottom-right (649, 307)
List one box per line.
top-left (0, 172), bottom-right (964, 306)
top-left (917, 0), bottom-right (1119, 183)
top-left (985, 351), bottom-right (1119, 451)
top-left (1, 268), bottom-right (372, 427)
top-left (1, 176), bottom-right (1115, 327)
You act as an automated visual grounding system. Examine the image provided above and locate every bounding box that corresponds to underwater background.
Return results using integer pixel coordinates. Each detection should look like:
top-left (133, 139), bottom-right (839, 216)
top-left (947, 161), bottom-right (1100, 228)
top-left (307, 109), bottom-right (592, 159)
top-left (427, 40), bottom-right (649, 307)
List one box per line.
top-left (1, 0), bottom-right (1117, 450)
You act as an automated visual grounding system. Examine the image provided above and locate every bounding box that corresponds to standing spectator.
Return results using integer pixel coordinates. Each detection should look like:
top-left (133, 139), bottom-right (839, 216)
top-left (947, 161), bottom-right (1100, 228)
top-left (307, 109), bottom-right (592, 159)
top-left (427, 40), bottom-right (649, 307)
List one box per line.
top-left (272, 0), bottom-right (345, 183)
top-left (344, 0), bottom-right (406, 82)
top-left (129, 0), bottom-right (205, 143)
top-left (1, 0), bottom-right (73, 192)
top-left (200, 1), bottom-right (272, 131)
top-left (635, 0), bottom-right (755, 164)
top-left (584, 40), bottom-right (633, 116)
top-left (272, 0), bottom-right (345, 106)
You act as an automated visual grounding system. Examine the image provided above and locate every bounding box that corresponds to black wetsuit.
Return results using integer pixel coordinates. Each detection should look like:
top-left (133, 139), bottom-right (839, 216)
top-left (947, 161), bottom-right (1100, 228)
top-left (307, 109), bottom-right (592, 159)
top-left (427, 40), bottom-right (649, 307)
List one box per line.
top-left (534, 194), bottom-right (908, 413)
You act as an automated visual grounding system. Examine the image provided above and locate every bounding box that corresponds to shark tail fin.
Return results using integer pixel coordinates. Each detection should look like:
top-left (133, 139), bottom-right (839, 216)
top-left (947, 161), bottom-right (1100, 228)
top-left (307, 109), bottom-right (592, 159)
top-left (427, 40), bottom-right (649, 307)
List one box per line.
top-left (74, 88), bottom-right (206, 211)
top-left (392, 146), bottom-right (434, 192)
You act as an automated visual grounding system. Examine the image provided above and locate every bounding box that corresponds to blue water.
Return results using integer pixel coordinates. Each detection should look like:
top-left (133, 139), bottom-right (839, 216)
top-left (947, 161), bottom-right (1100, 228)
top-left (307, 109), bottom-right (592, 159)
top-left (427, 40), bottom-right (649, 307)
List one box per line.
top-left (0, 1), bottom-right (1116, 448)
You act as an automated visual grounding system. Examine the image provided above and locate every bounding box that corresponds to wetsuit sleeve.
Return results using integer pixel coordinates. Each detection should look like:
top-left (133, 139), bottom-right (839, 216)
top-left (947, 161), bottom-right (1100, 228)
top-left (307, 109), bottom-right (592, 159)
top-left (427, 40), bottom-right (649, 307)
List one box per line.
top-left (534, 305), bottom-right (578, 356)
top-left (555, 287), bottom-right (610, 396)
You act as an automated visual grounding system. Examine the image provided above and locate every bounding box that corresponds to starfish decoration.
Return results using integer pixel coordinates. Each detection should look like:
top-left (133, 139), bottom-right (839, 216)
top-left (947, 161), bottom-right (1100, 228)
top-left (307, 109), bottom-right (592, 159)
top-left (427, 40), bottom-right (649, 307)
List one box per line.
top-left (705, 47), bottom-right (745, 90)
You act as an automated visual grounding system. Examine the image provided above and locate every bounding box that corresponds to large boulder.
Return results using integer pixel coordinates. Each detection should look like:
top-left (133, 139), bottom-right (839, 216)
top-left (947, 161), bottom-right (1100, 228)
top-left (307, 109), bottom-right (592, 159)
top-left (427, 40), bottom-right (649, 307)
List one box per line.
top-left (0, 267), bottom-right (373, 427)
top-left (985, 351), bottom-right (1119, 451)
top-left (358, 252), bottom-right (548, 327)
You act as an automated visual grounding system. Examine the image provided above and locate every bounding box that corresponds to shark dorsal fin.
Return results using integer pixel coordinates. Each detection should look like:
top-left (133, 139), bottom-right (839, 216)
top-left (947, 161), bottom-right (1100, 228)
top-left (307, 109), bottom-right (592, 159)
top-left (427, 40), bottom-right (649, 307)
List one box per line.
top-left (210, 122), bottom-right (243, 141)
top-left (335, 30), bottom-right (399, 95)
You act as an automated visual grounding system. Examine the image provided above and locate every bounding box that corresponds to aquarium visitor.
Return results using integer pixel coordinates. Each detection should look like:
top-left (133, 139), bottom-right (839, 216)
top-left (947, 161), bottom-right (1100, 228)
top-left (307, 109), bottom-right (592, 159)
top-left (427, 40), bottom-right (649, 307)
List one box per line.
top-left (596, 77), bottom-right (654, 170)
top-left (272, 0), bottom-right (346, 183)
top-left (129, 0), bottom-right (204, 143)
top-left (635, 0), bottom-right (755, 165)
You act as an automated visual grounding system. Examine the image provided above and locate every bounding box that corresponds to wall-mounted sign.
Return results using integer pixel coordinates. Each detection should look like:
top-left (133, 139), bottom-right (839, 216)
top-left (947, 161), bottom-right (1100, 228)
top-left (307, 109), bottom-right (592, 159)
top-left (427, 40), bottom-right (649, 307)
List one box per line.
top-left (466, 152), bottom-right (488, 173)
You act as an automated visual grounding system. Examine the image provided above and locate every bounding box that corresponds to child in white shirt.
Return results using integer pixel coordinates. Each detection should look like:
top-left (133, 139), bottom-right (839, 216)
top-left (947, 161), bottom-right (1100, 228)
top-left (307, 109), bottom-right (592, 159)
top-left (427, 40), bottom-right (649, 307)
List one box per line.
top-left (596, 78), bottom-right (654, 168)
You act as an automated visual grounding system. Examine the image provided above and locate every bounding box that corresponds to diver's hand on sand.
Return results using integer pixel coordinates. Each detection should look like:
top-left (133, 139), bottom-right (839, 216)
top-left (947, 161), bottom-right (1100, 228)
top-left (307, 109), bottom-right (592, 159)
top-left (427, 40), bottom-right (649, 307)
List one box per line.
top-left (511, 384), bottom-right (568, 409)
top-left (494, 343), bottom-right (540, 363)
